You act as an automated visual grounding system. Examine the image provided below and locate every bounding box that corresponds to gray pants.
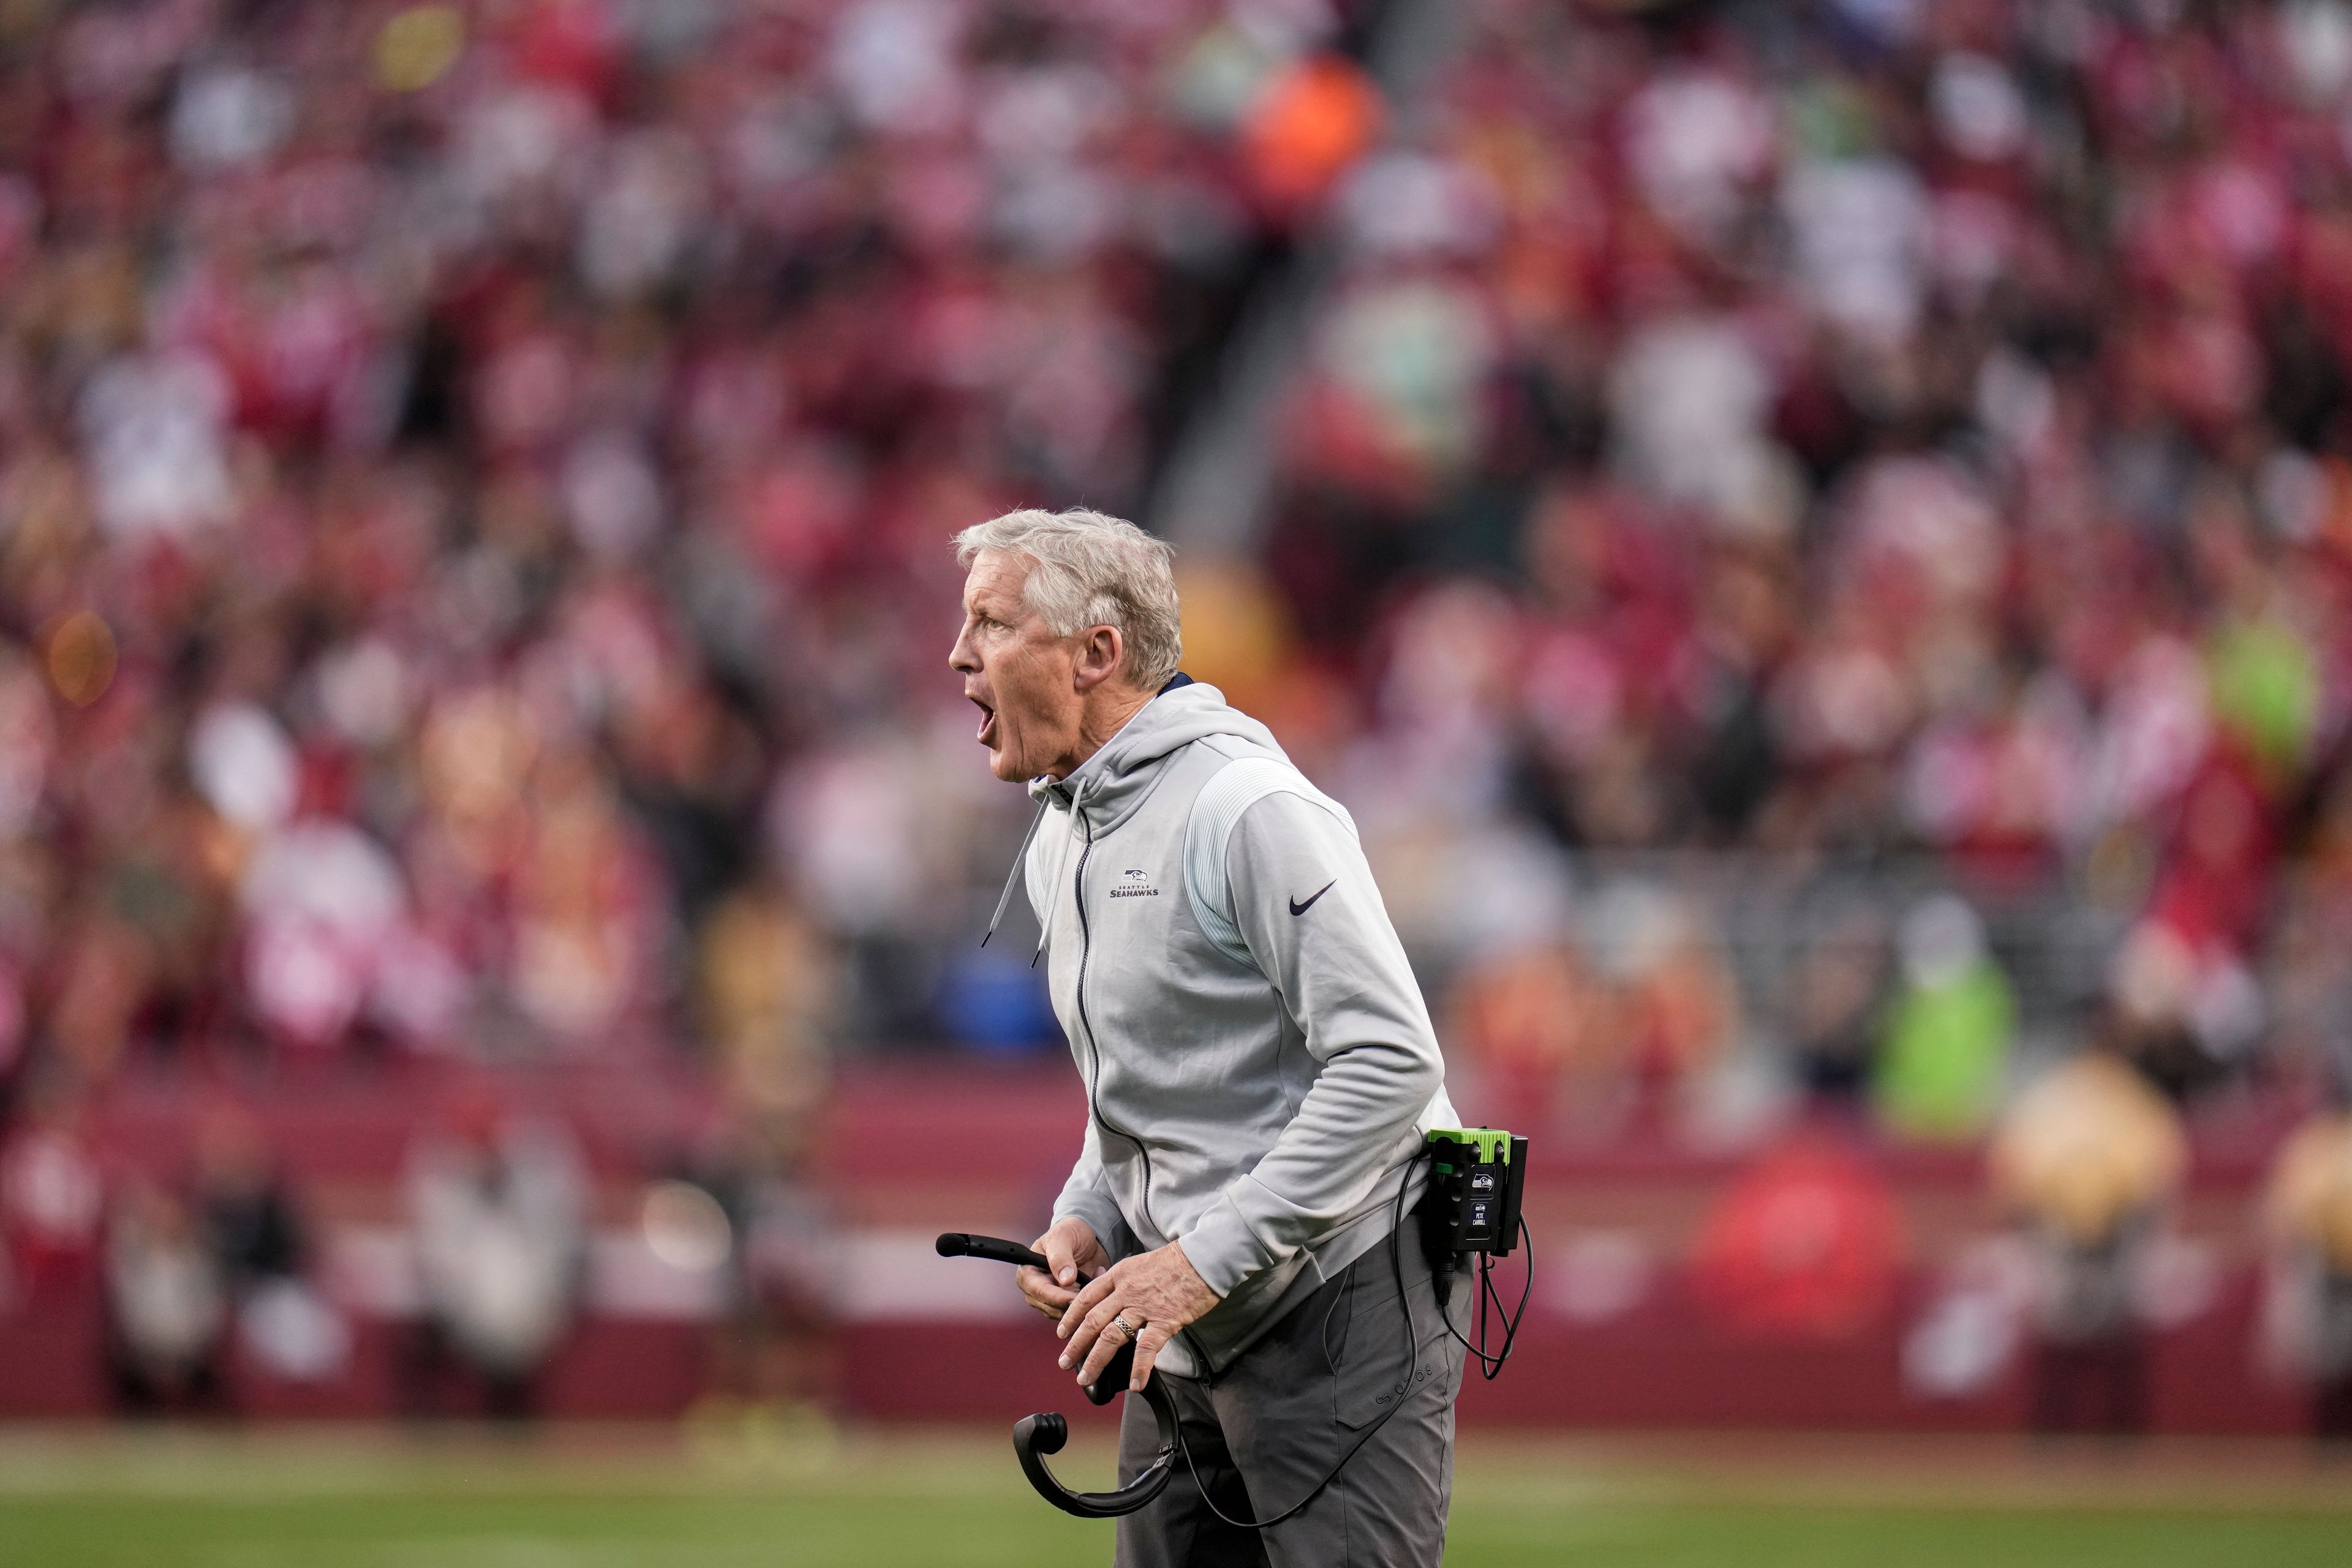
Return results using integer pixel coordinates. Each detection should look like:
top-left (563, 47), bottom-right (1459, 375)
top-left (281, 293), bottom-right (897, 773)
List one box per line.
top-left (1114, 1229), bottom-right (1466, 1568)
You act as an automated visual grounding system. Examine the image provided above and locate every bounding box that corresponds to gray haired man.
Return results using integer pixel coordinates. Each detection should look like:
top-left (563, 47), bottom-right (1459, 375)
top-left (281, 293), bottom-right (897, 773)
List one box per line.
top-left (948, 507), bottom-right (1464, 1567)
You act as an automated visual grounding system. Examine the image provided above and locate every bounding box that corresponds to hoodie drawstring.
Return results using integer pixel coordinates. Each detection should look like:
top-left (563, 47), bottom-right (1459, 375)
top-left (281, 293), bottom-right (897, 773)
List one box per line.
top-left (981, 778), bottom-right (1091, 966)
top-left (1031, 782), bottom-right (1087, 967)
top-left (981, 797), bottom-right (1049, 951)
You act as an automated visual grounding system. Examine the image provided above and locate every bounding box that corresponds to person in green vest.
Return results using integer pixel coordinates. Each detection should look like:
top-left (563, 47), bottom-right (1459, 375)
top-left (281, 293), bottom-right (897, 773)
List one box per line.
top-left (1874, 895), bottom-right (2015, 1140)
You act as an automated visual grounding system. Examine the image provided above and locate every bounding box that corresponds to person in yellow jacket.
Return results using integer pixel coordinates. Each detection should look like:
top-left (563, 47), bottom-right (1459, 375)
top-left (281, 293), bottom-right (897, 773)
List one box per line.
top-left (1989, 1043), bottom-right (2186, 1434)
top-left (2264, 1105), bottom-right (2352, 1440)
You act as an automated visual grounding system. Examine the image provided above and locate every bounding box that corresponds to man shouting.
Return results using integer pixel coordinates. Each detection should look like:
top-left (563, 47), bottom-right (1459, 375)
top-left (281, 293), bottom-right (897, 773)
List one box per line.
top-left (949, 507), bottom-right (1463, 1567)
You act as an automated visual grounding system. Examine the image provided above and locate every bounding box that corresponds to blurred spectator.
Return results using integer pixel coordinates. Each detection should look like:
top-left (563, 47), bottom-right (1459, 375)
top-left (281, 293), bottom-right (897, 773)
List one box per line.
top-left (1448, 936), bottom-right (1613, 1136)
top-left (2262, 1106), bottom-right (2352, 1439)
top-left (0, 1080), bottom-right (104, 1302)
top-left (102, 1178), bottom-right (228, 1417)
top-left (669, 1117), bottom-right (837, 1430)
top-left (695, 877), bottom-right (832, 1159)
top-left (1873, 897), bottom-right (2016, 1142)
top-left (1990, 1045), bottom-right (2187, 1436)
top-left (1445, 879), bottom-right (1736, 1139)
top-left (1786, 900), bottom-right (1891, 1107)
top-left (1242, 53), bottom-right (1384, 219)
top-left (402, 1096), bottom-right (586, 1421)
top-left (685, 876), bottom-right (839, 1422)
top-left (1588, 880), bottom-right (1738, 1128)
top-left (194, 1106), bottom-right (346, 1386)
top-left (195, 1106), bottom-right (304, 1289)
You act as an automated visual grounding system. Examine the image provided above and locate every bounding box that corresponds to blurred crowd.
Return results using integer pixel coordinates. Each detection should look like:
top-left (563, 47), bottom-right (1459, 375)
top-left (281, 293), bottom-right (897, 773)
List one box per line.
top-left (3, 0), bottom-right (2350, 1439)
top-left (0, 0), bottom-right (2348, 1178)
top-left (0, 0), bottom-right (1294, 1115)
top-left (1245, 0), bottom-right (2352, 1135)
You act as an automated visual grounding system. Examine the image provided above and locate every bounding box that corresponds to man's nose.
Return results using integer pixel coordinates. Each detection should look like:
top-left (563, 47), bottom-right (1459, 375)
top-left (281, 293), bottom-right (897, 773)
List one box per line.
top-left (949, 625), bottom-right (978, 673)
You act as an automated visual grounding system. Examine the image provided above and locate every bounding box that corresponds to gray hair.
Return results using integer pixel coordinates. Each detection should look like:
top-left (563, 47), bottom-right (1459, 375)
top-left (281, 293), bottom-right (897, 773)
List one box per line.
top-left (953, 507), bottom-right (1183, 689)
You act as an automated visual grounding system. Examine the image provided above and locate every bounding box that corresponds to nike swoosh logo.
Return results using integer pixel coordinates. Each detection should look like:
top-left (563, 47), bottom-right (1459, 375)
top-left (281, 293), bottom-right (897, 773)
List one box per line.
top-left (1289, 881), bottom-right (1336, 917)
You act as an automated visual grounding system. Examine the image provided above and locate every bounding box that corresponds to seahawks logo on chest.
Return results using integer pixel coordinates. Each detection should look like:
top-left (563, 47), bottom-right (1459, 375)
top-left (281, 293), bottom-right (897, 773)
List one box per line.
top-left (1107, 866), bottom-right (1161, 899)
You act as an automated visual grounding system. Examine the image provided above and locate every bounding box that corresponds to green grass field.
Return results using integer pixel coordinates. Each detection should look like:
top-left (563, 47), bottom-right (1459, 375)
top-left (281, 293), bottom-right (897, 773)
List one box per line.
top-left (1, 1423), bottom-right (2346, 1568)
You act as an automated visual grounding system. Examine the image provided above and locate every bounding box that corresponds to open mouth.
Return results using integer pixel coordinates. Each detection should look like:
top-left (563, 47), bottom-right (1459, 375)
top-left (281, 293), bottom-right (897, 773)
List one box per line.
top-left (972, 695), bottom-right (998, 748)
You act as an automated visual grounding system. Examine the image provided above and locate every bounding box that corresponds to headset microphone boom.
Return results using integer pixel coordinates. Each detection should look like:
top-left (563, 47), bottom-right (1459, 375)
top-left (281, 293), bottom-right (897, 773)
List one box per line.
top-left (932, 1233), bottom-right (1184, 1518)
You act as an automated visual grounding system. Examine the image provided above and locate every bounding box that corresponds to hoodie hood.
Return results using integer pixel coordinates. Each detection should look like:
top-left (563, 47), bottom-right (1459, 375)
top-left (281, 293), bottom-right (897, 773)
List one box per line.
top-left (1028, 680), bottom-right (1284, 834)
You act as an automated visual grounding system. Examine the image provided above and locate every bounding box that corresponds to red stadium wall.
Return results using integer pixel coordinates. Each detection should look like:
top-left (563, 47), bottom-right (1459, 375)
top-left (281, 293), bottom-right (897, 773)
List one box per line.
top-left (0, 1063), bottom-right (2319, 1434)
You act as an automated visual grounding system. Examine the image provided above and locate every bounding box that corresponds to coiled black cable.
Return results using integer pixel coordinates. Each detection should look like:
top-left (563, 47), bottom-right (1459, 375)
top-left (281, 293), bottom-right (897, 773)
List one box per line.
top-left (1175, 1150), bottom-right (1425, 1531)
top-left (1441, 1216), bottom-right (1532, 1380)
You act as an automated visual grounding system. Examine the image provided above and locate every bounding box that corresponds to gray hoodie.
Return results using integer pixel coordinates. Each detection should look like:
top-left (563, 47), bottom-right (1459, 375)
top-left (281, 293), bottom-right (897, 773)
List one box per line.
top-left (1005, 677), bottom-right (1457, 1377)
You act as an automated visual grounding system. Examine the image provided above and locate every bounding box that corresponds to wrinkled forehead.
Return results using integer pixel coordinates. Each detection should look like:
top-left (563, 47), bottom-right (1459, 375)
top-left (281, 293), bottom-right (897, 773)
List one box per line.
top-left (963, 548), bottom-right (1036, 614)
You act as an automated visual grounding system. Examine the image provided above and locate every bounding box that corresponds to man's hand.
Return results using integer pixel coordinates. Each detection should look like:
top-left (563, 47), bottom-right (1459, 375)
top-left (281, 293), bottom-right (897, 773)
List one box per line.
top-left (1059, 1240), bottom-right (1221, 1392)
top-left (1016, 1217), bottom-right (1109, 1322)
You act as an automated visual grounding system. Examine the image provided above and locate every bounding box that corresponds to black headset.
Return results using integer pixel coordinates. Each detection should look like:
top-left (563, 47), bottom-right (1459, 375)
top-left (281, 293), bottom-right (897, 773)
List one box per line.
top-left (936, 1170), bottom-right (1432, 1528)
top-left (934, 1233), bottom-right (1182, 1519)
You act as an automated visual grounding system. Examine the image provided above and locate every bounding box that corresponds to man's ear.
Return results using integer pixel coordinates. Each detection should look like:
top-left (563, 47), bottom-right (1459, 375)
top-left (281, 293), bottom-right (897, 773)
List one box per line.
top-left (1071, 624), bottom-right (1125, 693)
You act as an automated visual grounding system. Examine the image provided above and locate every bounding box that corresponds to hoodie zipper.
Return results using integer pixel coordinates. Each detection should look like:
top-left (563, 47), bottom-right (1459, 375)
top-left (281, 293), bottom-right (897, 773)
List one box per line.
top-left (1071, 808), bottom-right (1156, 1235)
